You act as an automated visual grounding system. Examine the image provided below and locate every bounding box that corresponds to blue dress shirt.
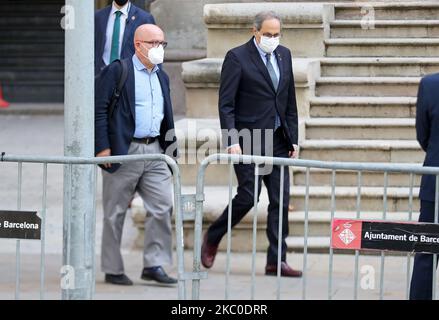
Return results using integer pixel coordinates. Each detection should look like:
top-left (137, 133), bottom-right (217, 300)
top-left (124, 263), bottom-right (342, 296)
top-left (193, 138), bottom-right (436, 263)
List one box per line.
top-left (132, 54), bottom-right (164, 138)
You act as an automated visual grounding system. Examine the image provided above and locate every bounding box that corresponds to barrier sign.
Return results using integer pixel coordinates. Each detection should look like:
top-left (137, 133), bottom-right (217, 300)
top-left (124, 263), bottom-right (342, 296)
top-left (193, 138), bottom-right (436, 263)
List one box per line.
top-left (332, 218), bottom-right (439, 254)
top-left (0, 211), bottom-right (41, 240)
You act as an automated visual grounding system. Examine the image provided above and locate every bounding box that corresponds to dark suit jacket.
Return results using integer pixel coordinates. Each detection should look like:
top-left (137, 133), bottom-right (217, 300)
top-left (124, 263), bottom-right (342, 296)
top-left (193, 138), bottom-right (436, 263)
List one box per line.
top-left (95, 57), bottom-right (178, 173)
top-left (218, 37), bottom-right (298, 155)
top-left (95, 3), bottom-right (155, 75)
top-left (416, 73), bottom-right (439, 202)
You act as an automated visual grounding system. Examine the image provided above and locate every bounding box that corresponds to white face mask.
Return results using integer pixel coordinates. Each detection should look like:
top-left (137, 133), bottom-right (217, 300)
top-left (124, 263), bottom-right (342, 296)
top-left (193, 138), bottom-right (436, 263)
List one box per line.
top-left (148, 45), bottom-right (164, 65)
top-left (140, 44), bottom-right (164, 65)
top-left (258, 35), bottom-right (280, 54)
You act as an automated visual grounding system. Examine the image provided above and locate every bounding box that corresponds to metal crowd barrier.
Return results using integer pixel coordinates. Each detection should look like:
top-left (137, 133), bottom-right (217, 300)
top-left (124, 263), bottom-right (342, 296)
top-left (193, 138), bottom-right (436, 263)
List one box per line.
top-left (2, 152), bottom-right (439, 300)
top-left (0, 153), bottom-right (193, 300)
top-left (191, 153), bottom-right (439, 300)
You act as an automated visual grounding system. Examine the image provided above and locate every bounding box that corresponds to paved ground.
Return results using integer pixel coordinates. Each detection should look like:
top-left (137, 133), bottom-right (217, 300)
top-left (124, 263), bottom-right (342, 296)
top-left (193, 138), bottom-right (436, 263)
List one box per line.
top-left (0, 110), bottom-right (420, 300)
top-left (0, 250), bottom-right (414, 300)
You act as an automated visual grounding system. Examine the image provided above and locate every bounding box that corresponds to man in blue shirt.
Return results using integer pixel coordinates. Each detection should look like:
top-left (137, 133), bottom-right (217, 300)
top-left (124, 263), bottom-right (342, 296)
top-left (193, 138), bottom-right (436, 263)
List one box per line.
top-left (95, 24), bottom-right (178, 286)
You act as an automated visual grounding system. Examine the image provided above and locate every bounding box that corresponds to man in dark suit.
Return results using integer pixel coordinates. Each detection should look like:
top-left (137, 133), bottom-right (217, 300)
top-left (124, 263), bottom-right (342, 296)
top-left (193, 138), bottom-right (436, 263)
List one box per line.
top-left (95, 0), bottom-right (155, 75)
top-left (201, 11), bottom-right (302, 277)
top-left (95, 24), bottom-right (178, 286)
top-left (410, 74), bottom-right (439, 299)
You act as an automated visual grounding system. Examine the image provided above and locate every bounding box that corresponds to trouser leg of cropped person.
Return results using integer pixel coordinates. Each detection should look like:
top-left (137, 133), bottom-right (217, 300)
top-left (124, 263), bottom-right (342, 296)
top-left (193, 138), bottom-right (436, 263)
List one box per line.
top-left (101, 141), bottom-right (173, 275)
top-left (410, 200), bottom-right (438, 300)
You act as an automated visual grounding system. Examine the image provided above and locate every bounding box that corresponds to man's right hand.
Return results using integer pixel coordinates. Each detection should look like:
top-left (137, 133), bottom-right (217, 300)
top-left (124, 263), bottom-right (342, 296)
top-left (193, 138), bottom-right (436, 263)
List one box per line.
top-left (96, 148), bottom-right (112, 168)
top-left (227, 144), bottom-right (242, 155)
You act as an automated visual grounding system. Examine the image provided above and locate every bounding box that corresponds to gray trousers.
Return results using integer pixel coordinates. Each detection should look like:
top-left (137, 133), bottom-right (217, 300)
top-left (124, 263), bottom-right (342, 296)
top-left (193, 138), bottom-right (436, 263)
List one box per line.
top-left (101, 141), bottom-right (173, 275)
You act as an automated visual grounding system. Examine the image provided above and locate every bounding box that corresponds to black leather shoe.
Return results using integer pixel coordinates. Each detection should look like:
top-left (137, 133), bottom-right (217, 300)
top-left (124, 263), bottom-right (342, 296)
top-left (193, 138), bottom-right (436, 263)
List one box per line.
top-left (105, 273), bottom-right (133, 286)
top-left (141, 266), bottom-right (177, 284)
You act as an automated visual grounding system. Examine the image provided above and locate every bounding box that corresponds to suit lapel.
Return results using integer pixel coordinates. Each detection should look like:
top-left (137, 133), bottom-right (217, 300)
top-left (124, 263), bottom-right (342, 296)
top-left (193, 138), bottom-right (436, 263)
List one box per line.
top-left (274, 48), bottom-right (284, 94)
top-left (122, 5), bottom-right (136, 51)
top-left (247, 39), bottom-right (276, 94)
top-left (157, 70), bottom-right (171, 122)
top-left (125, 59), bottom-right (136, 120)
top-left (99, 6), bottom-right (112, 57)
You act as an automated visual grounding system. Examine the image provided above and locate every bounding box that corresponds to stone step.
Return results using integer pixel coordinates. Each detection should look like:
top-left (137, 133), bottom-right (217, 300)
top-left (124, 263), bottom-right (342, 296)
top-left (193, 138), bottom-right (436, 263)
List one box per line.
top-left (0, 70), bottom-right (63, 82)
top-left (320, 57), bottom-right (439, 77)
top-left (286, 236), bottom-right (330, 253)
top-left (175, 118), bottom-right (221, 150)
top-left (1, 81), bottom-right (63, 103)
top-left (325, 38), bottom-right (439, 57)
top-left (316, 77), bottom-right (420, 97)
top-left (182, 180), bottom-right (421, 214)
top-left (0, 30), bottom-right (63, 43)
top-left (133, 185), bottom-right (422, 252)
top-left (180, 159), bottom-right (424, 188)
top-left (309, 97), bottom-right (416, 118)
top-left (305, 118), bottom-right (415, 140)
top-left (0, 103), bottom-right (64, 116)
top-left (180, 154), bottom-right (424, 188)
top-left (293, 166), bottom-right (422, 188)
top-left (290, 211), bottom-right (419, 239)
top-left (0, 56), bottom-right (64, 69)
top-left (0, 16), bottom-right (61, 28)
top-left (300, 139), bottom-right (424, 163)
top-left (335, 2), bottom-right (439, 21)
top-left (0, 1), bottom-right (63, 14)
top-left (192, 185), bottom-right (420, 226)
top-left (0, 43), bottom-right (64, 57)
top-left (291, 186), bottom-right (420, 212)
top-left (330, 20), bottom-right (439, 38)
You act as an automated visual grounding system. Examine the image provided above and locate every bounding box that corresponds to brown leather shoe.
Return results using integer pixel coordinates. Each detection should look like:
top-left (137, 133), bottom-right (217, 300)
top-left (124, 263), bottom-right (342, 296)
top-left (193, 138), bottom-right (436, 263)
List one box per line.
top-left (201, 233), bottom-right (218, 269)
top-left (265, 262), bottom-right (302, 278)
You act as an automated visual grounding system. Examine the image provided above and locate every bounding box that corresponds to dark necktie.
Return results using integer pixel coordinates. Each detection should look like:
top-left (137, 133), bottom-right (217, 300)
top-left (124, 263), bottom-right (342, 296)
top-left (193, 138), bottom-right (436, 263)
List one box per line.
top-left (110, 11), bottom-right (123, 63)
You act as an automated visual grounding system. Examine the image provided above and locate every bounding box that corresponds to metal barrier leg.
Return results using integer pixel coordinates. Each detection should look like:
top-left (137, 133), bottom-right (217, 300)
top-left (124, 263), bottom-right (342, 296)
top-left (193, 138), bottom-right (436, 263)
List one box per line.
top-left (171, 163), bottom-right (186, 300)
top-left (224, 161), bottom-right (234, 300)
top-left (251, 165), bottom-right (259, 300)
top-left (193, 164), bottom-right (205, 300)
top-left (40, 163), bottom-right (48, 300)
top-left (62, 164), bottom-right (73, 300)
top-left (302, 167), bottom-right (310, 300)
top-left (433, 175), bottom-right (439, 300)
top-left (354, 171), bottom-right (362, 300)
top-left (15, 162), bottom-right (22, 300)
top-left (276, 165), bottom-right (284, 300)
top-left (406, 173), bottom-right (414, 300)
top-left (87, 164), bottom-right (98, 298)
top-left (328, 169), bottom-right (336, 300)
top-left (379, 172), bottom-right (389, 300)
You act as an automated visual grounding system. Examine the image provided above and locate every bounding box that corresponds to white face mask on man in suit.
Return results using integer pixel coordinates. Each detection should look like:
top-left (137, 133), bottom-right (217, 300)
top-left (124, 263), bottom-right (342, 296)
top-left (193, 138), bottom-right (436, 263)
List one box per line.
top-left (258, 33), bottom-right (280, 53)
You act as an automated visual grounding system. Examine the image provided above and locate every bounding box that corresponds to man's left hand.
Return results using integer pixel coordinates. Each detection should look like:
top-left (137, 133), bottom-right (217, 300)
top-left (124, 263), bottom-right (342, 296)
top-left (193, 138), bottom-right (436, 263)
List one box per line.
top-left (289, 144), bottom-right (299, 159)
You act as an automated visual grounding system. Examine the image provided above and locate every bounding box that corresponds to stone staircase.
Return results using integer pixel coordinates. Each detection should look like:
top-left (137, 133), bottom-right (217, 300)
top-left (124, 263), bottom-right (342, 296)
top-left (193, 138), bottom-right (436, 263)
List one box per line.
top-left (292, 1), bottom-right (433, 250)
top-left (0, 0), bottom-right (65, 103)
top-left (133, 2), bottom-right (434, 253)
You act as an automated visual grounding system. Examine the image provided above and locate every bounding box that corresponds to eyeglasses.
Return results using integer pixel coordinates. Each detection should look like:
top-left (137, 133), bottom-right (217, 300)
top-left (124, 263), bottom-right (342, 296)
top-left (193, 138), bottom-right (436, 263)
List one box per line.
top-left (259, 32), bottom-right (281, 38)
top-left (138, 40), bottom-right (168, 49)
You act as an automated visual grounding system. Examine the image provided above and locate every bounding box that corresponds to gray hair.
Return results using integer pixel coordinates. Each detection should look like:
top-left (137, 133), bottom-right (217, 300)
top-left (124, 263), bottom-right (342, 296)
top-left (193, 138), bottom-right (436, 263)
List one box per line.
top-left (254, 11), bottom-right (282, 31)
